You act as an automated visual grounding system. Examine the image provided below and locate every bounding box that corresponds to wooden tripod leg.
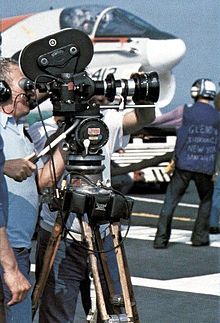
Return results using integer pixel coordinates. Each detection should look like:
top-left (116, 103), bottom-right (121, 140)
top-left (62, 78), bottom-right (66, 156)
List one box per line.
top-left (110, 223), bottom-right (134, 321)
top-left (31, 222), bottom-right (62, 319)
top-left (80, 218), bottom-right (110, 322)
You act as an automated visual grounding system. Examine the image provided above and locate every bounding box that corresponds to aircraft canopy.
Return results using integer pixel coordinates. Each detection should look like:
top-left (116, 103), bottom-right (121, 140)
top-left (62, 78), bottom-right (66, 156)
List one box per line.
top-left (59, 5), bottom-right (175, 39)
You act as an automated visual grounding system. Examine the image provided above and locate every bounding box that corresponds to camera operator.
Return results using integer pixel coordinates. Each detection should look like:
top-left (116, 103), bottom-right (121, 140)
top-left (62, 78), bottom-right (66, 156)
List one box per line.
top-left (0, 57), bottom-right (67, 323)
top-left (28, 93), bottom-right (155, 322)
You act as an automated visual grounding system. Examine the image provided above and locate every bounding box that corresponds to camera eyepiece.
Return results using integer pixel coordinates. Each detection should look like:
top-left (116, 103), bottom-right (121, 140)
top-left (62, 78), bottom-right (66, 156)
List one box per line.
top-left (19, 78), bottom-right (34, 91)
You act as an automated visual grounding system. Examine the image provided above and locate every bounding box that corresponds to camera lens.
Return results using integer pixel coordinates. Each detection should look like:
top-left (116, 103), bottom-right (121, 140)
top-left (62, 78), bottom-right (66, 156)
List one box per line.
top-left (94, 72), bottom-right (160, 103)
top-left (131, 72), bottom-right (160, 103)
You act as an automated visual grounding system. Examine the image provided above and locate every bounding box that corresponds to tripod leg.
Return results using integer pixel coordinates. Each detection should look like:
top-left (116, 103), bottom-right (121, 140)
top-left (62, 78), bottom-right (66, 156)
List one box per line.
top-left (80, 218), bottom-right (110, 322)
top-left (110, 222), bottom-right (137, 322)
top-left (31, 223), bottom-right (62, 319)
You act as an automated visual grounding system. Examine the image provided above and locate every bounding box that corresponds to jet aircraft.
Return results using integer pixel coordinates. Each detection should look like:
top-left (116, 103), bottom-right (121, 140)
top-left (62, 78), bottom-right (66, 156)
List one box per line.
top-left (0, 5), bottom-right (186, 111)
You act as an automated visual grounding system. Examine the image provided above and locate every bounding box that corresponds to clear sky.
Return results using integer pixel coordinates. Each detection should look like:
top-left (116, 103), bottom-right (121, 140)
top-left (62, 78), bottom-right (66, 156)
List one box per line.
top-left (1, 0), bottom-right (219, 110)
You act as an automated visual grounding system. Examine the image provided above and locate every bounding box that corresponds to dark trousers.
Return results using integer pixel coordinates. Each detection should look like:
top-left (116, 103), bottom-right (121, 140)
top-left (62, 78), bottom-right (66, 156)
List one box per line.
top-left (36, 227), bottom-right (91, 323)
top-left (154, 168), bottom-right (213, 245)
top-left (0, 278), bottom-right (5, 323)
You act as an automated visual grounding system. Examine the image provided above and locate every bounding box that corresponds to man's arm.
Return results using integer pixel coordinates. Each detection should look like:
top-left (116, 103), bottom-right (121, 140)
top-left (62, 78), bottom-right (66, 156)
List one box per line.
top-left (0, 227), bottom-right (31, 305)
top-left (37, 145), bottom-right (66, 190)
top-left (151, 105), bottom-right (184, 129)
top-left (123, 104), bottom-right (185, 135)
top-left (122, 106), bottom-right (155, 135)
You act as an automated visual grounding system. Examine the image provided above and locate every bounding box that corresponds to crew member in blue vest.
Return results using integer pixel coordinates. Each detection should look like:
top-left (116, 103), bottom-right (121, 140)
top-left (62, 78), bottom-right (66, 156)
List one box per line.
top-left (154, 78), bottom-right (219, 248)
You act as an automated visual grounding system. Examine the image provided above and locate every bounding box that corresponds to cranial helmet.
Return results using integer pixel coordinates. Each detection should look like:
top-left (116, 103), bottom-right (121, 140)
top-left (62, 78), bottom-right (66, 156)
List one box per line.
top-left (190, 78), bottom-right (216, 100)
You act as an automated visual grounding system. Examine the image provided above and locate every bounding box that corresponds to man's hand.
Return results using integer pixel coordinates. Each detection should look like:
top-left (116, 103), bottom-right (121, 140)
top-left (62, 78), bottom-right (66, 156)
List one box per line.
top-left (4, 155), bottom-right (36, 182)
top-left (0, 228), bottom-right (31, 306)
top-left (212, 172), bottom-right (218, 182)
top-left (3, 267), bottom-right (31, 306)
top-left (164, 159), bottom-right (175, 175)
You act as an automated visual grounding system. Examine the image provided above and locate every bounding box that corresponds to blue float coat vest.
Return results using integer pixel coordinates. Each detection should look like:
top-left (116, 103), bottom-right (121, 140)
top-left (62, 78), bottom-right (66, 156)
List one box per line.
top-left (175, 102), bottom-right (220, 175)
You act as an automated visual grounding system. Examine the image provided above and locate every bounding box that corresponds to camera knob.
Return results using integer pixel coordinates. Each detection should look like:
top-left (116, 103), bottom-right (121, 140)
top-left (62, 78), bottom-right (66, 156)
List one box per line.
top-left (83, 139), bottom-right (90, 155)
top-left (62, 142), bottom-right (69, 151)
top-left (39, 57), bottom-right (49, 67)
top-left (69, 46), bottom-right (78, 56)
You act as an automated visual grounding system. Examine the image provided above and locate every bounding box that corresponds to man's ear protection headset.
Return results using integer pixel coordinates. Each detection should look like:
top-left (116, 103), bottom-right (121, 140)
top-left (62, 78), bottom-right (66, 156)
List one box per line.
top-left (191, 78), bottom-right (216, 100)
top-left (0, 78), bottom-right (38, 110)
top-left (0, 80), bottom-right (11, 103)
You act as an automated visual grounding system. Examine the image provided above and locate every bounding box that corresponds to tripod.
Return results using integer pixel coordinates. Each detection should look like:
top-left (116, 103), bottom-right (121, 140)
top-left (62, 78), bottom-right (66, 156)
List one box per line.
top-left (31, 153), bottom-right (140, 323)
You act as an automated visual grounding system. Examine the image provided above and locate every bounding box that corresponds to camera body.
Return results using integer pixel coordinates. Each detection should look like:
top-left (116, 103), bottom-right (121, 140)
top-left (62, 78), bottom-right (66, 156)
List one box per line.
top-left (19, 28), bottom-right (160, 116)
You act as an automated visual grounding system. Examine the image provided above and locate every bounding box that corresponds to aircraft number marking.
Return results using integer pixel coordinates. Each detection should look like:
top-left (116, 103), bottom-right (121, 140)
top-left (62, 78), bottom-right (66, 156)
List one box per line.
top-left (91, 67), bottom-right (117, 80)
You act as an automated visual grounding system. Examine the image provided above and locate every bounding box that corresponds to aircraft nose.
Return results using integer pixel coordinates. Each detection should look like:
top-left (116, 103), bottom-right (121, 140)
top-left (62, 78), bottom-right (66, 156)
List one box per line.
top-left (146, 38), bottom-right (186, 71)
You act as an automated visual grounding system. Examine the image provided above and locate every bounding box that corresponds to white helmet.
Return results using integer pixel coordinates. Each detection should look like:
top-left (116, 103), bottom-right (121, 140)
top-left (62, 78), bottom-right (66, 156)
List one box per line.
top-left (191, 78), bottom-right (216, 100)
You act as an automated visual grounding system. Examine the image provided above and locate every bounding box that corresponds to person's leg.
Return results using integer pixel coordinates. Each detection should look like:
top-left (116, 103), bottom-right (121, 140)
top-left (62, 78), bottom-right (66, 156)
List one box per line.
top-left (1, 248), bottom-right (32, 323)
top-left (79, 276), bottom-right (91, 316)
top-left (111, 173), bottom-right (133, 194)
top-left (36, 227), bottom-right (89, 323)
top-left (209, 173), bottom-right (220, 228)
top-left (104, 233), bottom-right (121, 291)
top-left (154, 168), bottom-right (191, 248)
top-left (192, 173), bottom-right (213, 245)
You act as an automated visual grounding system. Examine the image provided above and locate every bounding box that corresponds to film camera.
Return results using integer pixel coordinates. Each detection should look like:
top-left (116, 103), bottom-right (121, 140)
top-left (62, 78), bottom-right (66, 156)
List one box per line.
top-left (19, 28), bottom-right (160, 223)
